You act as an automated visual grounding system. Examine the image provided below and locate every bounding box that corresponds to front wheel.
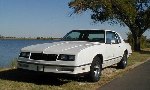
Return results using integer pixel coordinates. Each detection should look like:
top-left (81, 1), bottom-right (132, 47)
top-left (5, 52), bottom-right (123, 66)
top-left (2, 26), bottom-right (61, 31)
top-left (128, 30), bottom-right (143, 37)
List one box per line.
top-left (89, 56), bottom-right (102, 82)
top-left (117, 53), bottom-right (127, 69)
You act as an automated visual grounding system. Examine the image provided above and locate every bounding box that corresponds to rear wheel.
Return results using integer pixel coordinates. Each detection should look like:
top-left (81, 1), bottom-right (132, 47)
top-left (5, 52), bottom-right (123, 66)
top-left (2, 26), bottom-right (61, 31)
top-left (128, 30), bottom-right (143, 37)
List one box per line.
top-left (117, 53), bottom-right (127, 69)
top-left (89, 56), bottom-right (102, 82)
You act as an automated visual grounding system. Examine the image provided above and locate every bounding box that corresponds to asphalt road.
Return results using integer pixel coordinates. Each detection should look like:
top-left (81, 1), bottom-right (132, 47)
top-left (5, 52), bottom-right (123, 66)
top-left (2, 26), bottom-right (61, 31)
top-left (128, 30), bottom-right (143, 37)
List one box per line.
top-left (98, 60), bottom-right (150, 90)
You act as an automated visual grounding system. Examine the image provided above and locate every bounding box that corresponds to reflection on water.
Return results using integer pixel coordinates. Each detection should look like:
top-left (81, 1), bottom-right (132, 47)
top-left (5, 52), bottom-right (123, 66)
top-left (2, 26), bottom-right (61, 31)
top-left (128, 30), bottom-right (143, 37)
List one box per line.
top-left (0, 40), bottom-right (54, 67)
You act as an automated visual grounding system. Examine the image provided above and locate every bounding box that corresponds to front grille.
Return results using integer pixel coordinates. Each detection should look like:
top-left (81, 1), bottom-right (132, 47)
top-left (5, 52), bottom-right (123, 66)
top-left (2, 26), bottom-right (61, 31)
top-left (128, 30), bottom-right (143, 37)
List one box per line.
top-left (30, 53), bottom-right (58, 61)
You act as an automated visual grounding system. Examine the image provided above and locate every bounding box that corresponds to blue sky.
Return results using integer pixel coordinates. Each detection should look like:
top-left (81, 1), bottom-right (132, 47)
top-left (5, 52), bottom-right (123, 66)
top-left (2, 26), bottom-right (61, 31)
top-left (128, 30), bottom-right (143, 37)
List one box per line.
top-left (0, 0), bottom-right (149, 39)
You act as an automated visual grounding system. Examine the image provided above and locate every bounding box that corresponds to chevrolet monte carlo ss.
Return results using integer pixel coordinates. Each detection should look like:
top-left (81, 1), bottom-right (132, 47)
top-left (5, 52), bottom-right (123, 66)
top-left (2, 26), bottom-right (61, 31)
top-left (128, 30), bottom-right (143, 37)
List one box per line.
top-left (17, 29), bottom-right (132, 82)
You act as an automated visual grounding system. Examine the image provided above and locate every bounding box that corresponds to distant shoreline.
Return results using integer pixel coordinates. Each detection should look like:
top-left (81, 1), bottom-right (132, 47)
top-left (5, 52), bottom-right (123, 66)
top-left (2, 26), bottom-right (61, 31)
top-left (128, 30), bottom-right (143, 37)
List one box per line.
top-left (0, 38), bottom-right (61, 40)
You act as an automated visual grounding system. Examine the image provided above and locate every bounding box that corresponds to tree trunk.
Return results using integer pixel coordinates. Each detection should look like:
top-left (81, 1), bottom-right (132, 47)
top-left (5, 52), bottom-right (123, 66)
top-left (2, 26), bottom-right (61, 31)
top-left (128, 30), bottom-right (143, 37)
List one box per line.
top-left (133, 36), bottom-right (141, 51)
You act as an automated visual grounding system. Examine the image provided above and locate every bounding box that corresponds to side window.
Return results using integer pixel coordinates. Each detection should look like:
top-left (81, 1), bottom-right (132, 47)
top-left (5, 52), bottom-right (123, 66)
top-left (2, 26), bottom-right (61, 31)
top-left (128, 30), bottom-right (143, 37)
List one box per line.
top-left (106, 32), bottom-right (115, 43)
top-left (106, 31), bottom-right (120, 44)
top-left (88, 34), bottom-right (105, 42)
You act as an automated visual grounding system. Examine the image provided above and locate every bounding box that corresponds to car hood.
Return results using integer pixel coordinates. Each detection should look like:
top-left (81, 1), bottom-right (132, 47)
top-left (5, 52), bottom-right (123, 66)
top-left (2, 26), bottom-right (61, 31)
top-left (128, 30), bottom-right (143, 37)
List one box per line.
top-left (21, 41), bottom-right (101, 54)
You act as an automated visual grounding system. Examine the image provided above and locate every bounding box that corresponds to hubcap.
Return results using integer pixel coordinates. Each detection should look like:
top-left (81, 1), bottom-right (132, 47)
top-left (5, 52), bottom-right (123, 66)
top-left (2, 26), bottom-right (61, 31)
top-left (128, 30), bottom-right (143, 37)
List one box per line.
top-left (124, 59), bottom-right (127, 65)
top-left (123, 55), bottom-right (127, 65)
top-left (93, 64), bottom-right (100, 77)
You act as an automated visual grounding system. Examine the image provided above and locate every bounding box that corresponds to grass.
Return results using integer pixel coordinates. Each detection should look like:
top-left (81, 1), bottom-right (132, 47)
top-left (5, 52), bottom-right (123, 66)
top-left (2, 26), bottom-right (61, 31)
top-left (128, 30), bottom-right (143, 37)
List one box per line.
top-left (9, 58), bottom-right (18, 69)
top-left (0, 49), bottom-right (150, 90)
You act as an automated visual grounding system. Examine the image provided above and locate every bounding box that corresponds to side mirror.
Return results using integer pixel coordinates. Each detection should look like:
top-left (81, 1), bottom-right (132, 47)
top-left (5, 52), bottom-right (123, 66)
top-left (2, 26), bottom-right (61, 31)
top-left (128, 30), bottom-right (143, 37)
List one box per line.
top-left (111, 40), bottom-right (116, 44)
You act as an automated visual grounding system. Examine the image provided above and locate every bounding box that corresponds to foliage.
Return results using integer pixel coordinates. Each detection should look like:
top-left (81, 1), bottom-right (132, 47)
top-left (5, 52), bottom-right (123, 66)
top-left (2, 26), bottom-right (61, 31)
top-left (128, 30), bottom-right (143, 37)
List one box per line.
top-left (36, 37), bottom-right (54, 40)
top-left (127, 32), bottom-right (148, 49)
top-left (69, 0), bottom-right (150, 51)
top-left (146, 38), bottom-right (150, 48)
top-left (0, 35), bottom-right (4, 38)
top-left (147, 38), bottom-right (150, 43)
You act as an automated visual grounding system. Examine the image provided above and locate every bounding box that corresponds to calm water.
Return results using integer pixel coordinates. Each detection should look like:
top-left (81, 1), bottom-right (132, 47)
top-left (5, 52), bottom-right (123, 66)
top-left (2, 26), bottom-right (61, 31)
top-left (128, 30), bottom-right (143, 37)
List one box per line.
top-left (0, 39), bottom-right (55, 67)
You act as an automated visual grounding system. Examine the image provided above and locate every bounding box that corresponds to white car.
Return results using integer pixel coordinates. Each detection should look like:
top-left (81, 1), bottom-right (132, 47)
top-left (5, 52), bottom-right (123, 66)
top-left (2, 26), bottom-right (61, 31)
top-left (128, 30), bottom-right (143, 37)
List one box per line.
top-left (17, 29), bottom-right (132, 82)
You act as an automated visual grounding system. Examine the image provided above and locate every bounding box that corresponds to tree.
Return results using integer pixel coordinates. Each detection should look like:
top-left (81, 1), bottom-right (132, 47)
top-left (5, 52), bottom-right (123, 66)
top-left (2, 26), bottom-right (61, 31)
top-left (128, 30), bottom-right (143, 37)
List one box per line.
top-left (0, 35), bottom-right (4, 38)
top-left (127, 32), bottom-right (147, 49)
top-left (69, 0), bottom-right (150, 51)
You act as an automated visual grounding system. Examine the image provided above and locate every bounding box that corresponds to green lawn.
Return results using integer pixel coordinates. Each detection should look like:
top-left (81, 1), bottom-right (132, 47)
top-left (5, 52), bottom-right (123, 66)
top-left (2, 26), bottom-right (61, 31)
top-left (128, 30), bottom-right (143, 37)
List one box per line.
top-left (0, 49), bottom-right (150, 90)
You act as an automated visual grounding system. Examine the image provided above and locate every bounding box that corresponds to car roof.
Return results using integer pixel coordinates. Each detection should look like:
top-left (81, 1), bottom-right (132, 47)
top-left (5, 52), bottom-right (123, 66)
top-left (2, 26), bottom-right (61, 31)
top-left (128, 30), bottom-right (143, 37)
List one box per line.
top-left (72, 29), bottom-right (115, 32)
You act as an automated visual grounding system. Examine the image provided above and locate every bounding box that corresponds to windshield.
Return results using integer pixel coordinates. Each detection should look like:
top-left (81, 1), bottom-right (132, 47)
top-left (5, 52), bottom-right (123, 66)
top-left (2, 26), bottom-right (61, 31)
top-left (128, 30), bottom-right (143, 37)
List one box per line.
top-left (62, 30), bottom-right (105, 43)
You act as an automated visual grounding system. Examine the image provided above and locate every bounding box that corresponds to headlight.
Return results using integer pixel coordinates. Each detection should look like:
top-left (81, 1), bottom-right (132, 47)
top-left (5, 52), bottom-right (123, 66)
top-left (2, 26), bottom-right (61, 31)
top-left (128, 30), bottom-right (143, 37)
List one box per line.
top-left (58, 54), bottom-right (75, 61)
top-left (19, 52), bottom-right (30, 58)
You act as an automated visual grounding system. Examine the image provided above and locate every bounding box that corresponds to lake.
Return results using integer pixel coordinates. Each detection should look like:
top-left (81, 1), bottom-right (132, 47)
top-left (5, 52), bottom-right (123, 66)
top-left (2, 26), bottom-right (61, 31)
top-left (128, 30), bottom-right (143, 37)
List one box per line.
top-left (0, 39), bottom-right (55, 67)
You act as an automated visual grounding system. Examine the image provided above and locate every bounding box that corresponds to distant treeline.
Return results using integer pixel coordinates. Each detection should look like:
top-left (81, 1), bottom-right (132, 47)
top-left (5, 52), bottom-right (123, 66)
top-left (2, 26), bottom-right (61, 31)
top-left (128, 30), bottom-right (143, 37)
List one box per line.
top-left (0, 35), bottom-right (4, 38)
top-left (0, 35), bottom-right (61, 40)
top-left (36, 37), bottom-right (61, 40)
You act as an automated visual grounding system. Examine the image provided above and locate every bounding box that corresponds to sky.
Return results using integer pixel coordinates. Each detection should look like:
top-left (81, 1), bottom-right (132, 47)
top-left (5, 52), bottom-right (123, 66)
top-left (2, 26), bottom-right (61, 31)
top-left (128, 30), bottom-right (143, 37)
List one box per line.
top-left (0, 0), bottom-right (150, 39)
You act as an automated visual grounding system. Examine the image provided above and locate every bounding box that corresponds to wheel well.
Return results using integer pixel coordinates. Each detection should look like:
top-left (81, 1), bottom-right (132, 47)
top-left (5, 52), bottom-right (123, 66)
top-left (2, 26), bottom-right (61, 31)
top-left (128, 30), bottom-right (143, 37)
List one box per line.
top-left (125, 50), bottom-right (128, 55)
top-left (95, 54), bottom-right (103, 64)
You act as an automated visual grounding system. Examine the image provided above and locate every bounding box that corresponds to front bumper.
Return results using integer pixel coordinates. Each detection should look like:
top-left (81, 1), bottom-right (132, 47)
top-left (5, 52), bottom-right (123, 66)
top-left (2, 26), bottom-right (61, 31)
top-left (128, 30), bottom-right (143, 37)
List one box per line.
top-left (17, 61), bottom-right (91, 74)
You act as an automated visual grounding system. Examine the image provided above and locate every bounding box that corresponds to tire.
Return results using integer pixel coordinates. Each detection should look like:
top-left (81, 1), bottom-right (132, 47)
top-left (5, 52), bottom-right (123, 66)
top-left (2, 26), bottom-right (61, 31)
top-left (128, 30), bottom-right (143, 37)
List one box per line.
top-left (89, 56), bottom-right (102, 82)
top-left (117, 53), bottom-right (127, 69)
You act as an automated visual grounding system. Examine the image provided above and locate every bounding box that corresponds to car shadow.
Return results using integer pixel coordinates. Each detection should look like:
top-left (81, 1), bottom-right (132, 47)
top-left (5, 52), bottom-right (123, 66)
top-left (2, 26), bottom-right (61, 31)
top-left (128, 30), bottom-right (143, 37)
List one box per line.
top-left (0, 69), bottom-right (86, 86)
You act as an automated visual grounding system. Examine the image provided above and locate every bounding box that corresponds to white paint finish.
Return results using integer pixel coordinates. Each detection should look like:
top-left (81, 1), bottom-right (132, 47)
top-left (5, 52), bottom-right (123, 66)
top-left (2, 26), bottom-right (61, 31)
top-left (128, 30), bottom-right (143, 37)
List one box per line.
top-left (18, 30), bottom-right (132, 74)
top-left (21, 41), bottom-right (94, 54)
top-left (18, 62), bottom-right (91, 74)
